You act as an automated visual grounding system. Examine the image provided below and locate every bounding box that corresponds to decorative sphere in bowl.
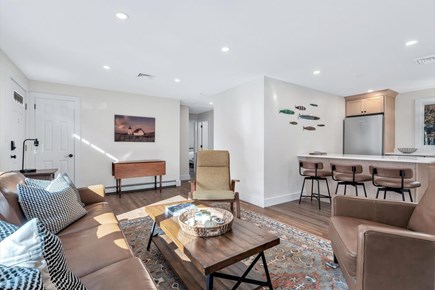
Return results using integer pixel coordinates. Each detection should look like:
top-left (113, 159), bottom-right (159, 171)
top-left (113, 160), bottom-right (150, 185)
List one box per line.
top-left (397, 148), bottom-right (417, 154)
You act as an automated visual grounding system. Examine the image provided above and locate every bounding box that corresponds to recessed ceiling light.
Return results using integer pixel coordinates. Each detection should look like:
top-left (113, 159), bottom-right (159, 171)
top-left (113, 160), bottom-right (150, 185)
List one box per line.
top-left (103, 65), bottom-right (111, 70)
top-left (221, 46), bottom-right (230, 52)
top-left (116, 12), bottom-right (129, 20)
top-left (174, 78), bottom-right (180, 83)
top-left (367, 89), bottom-right (374, 93)
top-left (313, 70), bottom-right (321, 75)
top-left (209, 102), bottom-right (213, 105)
top-left (405, 40), bottom-right (418, 46)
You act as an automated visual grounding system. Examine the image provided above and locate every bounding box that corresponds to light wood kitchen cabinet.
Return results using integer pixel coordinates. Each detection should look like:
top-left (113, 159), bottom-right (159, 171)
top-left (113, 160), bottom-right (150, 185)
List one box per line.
top-left (344, 89), bottom-right (398, 153)
top-left (346, 96), bottom-right (384, 116)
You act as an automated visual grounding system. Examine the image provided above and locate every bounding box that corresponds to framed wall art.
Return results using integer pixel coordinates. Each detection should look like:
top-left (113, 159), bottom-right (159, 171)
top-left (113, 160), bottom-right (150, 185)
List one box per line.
top-left (114, 114), bottom-right (155, 142)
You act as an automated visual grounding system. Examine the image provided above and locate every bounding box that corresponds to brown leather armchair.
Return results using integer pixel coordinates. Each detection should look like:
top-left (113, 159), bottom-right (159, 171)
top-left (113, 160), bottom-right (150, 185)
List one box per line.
top-left (329, 181), bottom-right (435, 290)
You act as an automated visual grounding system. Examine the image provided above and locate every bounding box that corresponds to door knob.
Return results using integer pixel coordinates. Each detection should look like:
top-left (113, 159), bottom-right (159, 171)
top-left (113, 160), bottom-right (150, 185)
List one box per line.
top-left (65, 154), bottom-right (74, 158)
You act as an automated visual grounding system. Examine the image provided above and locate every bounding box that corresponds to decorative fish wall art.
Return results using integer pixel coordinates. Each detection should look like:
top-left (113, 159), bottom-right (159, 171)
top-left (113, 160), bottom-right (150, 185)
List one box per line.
top-left (303, 126), bottom-right (316, 131)
top-left (317, 124), bottom-right (325, 127)
top-left (289, 121), bottom-right (298, 125)
top-left (299, 114), bottom-right (320, 120)
top-left (279, 109), bottom-right (295, 115)
top-left (310, 103), bottom-right (318, 107)
top-left (295, 105), bottom-right (306, 111)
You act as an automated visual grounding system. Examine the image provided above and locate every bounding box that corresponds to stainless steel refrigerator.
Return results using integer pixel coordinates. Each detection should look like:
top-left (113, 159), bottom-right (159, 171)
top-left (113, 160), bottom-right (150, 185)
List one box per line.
top-left (343, 114), bottom-right (384, 155)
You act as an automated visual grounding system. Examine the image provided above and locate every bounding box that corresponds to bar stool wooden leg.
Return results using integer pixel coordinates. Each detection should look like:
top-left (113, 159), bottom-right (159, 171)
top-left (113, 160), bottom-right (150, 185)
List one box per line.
top-left (344, 184), bottom-right (347, 195)
top-left (311, 179), bottom-right (314, 201)
top-left (325, 179), bottom-right (331, 199)
top-left (362, 184), bottom-right (368, 197)
top-left (408, 190), bottom-right (413, 202)
top-left (384, 189), bottom-right (387, 199)
top-left (355, 185), bottom-right (359, 197)
top-left (298, 178), bottom-right (307, 204)
top-left (335, 183), bottom-right (340, 195)
top-left (376, 188), bottom-right (380, 199)
top-left (317, 179), bottom-right (321, 210)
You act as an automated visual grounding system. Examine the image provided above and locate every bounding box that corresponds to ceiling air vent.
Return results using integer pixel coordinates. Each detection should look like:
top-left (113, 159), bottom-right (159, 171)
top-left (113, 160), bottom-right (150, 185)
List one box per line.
top-left (137, 73), bottom-right (154, 79)
top-left (414, 55), bottom-right (435, 65)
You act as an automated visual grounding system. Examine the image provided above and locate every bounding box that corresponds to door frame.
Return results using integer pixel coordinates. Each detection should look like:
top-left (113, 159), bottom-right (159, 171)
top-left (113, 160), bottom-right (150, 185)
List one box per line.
top-left (30, 92), bottom-right (81, 183)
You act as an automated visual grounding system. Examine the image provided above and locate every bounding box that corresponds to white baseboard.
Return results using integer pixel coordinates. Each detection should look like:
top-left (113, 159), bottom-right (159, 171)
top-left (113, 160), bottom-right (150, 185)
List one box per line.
top-left (180, 174), bottom-right (191, 181)
top-left (263, 192), bottom-right (300, 207)
top-left (240, 194), bottom-right (265, 208)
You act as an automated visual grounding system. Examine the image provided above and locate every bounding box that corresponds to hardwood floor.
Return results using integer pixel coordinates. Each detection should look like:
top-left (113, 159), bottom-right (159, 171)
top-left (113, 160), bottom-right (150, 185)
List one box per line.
top-left (106, 181), bottom-right (331, 239)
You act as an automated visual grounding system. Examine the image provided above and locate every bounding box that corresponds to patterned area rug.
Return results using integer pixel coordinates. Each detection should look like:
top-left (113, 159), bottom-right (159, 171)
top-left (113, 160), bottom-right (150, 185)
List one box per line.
top-left (119, 206), bottom-right (348, 290)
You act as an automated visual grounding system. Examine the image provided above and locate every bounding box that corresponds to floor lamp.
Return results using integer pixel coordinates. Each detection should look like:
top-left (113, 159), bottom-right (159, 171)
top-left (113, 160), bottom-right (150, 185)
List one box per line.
top-left (20, 138), bottom-right (39, 173)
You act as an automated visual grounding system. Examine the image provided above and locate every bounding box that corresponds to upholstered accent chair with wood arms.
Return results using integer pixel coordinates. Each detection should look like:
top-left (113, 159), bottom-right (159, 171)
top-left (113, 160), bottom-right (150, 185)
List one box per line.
top-left (331, 164), bottom-right (371, 197)
top-left (188, 150), bottom-right (240, 218)
top-left (298, 161), bottom-right (332, 210)
top-left (370, 166), bottom-right (421, 202)
top-left (329, 180), bottom-right (435, 290)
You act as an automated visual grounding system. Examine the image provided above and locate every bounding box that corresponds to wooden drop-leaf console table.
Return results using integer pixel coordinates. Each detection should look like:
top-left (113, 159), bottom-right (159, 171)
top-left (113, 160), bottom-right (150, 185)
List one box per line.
top-left (112, 160), bottom-right (166, 197)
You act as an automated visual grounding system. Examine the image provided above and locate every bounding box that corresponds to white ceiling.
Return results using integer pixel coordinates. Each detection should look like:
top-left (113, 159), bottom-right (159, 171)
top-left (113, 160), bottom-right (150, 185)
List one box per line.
top-left (1, 0), bottom-right (435, 113)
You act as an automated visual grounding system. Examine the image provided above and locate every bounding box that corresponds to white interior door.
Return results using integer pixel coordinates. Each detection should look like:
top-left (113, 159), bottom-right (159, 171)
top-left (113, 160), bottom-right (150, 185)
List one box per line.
top-left (8, 79), bottom-right (26, 170)
top-left (34, 95), bottom-right (76, 180)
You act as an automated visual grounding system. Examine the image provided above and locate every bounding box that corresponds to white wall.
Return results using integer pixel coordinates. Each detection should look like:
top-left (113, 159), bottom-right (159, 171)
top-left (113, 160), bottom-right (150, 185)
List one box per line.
top-left (180, 105), bottom-right (190, 180)
top-left (0, 49), bottom-right (29, 171)
top-left (395, 88), bottom-right (435, 152)
top-left (28, 81), bottom-right (180, 190)
top-left (214, 78), bottom-right (265, 207)
top-left (263, 77), bottom-right (344, 206)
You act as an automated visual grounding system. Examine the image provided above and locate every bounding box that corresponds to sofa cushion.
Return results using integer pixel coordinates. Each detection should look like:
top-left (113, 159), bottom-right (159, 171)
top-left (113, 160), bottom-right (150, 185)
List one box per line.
top-left (0, 172), bottom-right (27, 225)
top-left (57, 202), bottom-right (118, 236)
top-left (329, 216), bottom-right (405, 278)
top-left (59, 223), bottom-right (132, 277)
top-left (0, 219), bottom-right (86, 290)
top-left (408, 180), bottom-right (435, 234)
top-left (17, 184), bottom-right (87, 234)
top-left (80, 258), bottom-right (157, 290)
top-left (0, 265), bottom-right (44, 290)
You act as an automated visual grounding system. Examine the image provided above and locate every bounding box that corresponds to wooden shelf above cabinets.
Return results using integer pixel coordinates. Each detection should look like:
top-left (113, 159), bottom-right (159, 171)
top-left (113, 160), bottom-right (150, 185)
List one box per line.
top-left (344, 89), bottom-right (398, 153)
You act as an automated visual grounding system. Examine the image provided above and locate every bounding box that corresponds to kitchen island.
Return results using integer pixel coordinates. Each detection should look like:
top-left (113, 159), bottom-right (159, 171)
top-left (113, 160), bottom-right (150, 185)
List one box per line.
top-left (298, 154), bottom-right (435, 202)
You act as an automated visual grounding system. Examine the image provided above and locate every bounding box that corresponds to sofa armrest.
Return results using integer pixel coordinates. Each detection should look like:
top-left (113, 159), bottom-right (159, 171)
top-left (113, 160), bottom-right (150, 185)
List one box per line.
top-left (78, 184), bottom-right (105, 205)
top-left (356, 225), bottom-right (435, 290)
top-left (332, 195), bottom-right (416, 228)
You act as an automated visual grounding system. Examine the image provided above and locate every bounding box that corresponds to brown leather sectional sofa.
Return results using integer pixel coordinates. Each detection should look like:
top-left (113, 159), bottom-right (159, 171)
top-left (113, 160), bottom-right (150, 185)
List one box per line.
top-left (0, 171), bottom-right (157, 290)
top-left (329, 181), bottom-right (435, 290)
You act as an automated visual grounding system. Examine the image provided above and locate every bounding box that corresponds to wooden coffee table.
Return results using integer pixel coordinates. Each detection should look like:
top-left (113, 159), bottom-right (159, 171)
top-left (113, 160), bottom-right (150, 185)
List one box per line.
top-left (145, 201), bottom-right (280, 290)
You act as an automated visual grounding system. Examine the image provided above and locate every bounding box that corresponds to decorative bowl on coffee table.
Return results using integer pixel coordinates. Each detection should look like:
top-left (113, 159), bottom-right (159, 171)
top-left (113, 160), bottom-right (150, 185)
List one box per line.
top-left (178, 207), bottom-right (233, 237)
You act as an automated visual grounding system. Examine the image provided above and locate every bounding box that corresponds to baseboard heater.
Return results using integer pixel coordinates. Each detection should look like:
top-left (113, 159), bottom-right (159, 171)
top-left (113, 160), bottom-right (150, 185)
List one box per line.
top-left (105, 180), bottom-right (177, 194)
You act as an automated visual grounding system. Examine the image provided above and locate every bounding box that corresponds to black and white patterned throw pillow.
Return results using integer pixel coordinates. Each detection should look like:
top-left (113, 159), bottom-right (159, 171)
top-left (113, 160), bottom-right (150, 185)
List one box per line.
top-left (0, 265), bottom-right (45, 290)
top-left (0, 220), bottom-right (19, 241)
top-left (0, 219), bottom-right (87, 290)
top-left (17, 184), bottom-right (87, 234)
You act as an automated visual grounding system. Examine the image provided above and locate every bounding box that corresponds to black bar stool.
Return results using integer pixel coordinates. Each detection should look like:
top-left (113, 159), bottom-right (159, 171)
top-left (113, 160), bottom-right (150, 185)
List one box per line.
top-left (370, 166), bottom-right (420, 202)
top-left (331, 163), bottom-right (371, 197)
top-left (298, 161), bottom-right (331, 210)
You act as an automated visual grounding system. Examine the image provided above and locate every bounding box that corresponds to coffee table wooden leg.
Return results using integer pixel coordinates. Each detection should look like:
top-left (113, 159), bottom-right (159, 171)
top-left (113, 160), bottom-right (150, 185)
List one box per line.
top-left (146, 221), bottom-right (156, 251)
top-left (206, 274), bottom-right (213, 290)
